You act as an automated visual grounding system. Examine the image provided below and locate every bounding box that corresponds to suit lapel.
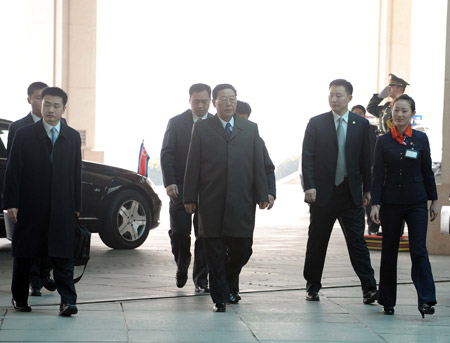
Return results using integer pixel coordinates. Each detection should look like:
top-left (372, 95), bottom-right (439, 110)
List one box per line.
top-left (212, 115), bottom-right (229, 141)
top-left (229, 115), bottom-right (243, 141)
top-left (182, 110), bottom-right (194, 136)
top-left (325, 112), bottom-right (338, 144)
top-left (346, 112), bottom-right (357, 149)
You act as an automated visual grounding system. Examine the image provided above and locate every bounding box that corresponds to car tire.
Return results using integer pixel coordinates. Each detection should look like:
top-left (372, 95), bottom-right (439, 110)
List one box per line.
top-left (99, 190), bottom-right (152, 249)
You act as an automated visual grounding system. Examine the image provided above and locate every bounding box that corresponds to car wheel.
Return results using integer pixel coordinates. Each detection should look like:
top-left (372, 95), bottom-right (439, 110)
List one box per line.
top-left (99, 190), bottom-right (152, 249)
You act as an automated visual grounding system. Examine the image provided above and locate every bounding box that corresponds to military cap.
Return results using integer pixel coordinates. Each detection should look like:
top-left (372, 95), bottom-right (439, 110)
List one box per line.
top-left (388, 73), bottom-right (409, 90)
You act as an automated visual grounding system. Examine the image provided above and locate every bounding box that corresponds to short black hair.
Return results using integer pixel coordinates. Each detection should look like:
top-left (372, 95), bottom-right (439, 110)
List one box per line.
top-left (393, 94), bottom-right (416, 112)
top-left (212, 84), bottom-right (237, 101)
top-left (42, 87), bottom-right (68, 106)
top-left (351, 105), bottom-right (366, 114)
top-left (27, 81), bottom-right (48, 97)
top-left (189, 83), bottom-right (211, 98)
top-left (329, 79), bottom-right (353, 95)
top-left (236, 100), bottom-right (252, 116)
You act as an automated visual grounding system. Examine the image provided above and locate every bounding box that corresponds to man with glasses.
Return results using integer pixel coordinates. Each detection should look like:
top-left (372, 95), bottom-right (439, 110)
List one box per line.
top-left (161, 83), bottom-right (211, 293)
top-left (183, 84), bottom-right (269, 312)
top-left (367, 73), bottom-right (409, 134)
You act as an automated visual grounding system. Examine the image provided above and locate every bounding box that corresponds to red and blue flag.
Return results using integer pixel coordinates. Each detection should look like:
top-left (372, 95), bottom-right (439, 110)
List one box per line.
top-left (137, 141), bottom-right (150, 177)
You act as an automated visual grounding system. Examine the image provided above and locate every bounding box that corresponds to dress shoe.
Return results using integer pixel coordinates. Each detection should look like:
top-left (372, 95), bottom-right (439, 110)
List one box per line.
top-left (29, 288), bottom-right (42, 296)
top-left (11, 299), bottom-right (32, 312)
top-left (383, 306), bottom-right (395, 315)
top-left (363, 290), bottom-right (379, 304)
top-left (195, 284), bottom-right (210, 294)
top-left (305, 291), bottom-right (320, 301)
top-left (418, 303), bottom-right (435, 318)
top-left (59, 304), bottom-right (78, 317)
top-left (175, 271), bottom-right (188, 288)
top-left (213, 303), bottom-right (226, 312)
top-left (228, 293), bottom-right (239, 304)
top-left (42, 277), bottom-right (56, 292)
top-left (234, 292), bottom-right (241, 301)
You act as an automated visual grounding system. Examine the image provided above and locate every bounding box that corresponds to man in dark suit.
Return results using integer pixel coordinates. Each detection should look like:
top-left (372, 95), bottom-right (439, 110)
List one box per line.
top-left (234, 100), bottom-right (276, 300)
top-left (351, 105), bottom-right (380, 235)
top-left (3, 87), bottom-right (82, 316)
top-left (161, 83), bottom-right (211, 293)
top-left (302, 79), bottom-right (378, 304)
top-left (6, 81), bottom-right (57, 297)
top-left (184, 84), bottom-right (269, 312)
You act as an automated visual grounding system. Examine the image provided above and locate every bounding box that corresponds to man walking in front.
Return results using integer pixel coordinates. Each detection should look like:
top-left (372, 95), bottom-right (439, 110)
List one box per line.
top-left (3, 87), bottom-right (82, 316)
top-left (161, 83), bottom-right (211, 292)
top-left (301, 79), bottom-right (378, 303)
top-left (7, 81), bottom-right (57, 297)
top-left (184, 84), bottom-right (268, 312)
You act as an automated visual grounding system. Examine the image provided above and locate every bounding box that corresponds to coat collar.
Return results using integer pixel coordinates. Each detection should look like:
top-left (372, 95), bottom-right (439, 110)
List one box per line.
top-left (212, 114), bottom-right (243, 141)
top-left (35, 119), bottom-right (68, 141)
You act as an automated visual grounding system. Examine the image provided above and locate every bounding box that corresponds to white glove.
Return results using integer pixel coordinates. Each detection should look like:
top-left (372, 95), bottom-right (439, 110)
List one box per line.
top-left (378, 86), bottom-right (389, 99)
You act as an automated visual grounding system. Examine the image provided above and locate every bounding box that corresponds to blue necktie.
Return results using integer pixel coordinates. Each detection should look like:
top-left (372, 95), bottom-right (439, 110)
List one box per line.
top-left (335, 117), bottom-right (347, 186)
top-left (225, 122), bottom-right (232, 138)
top-left (50, 127), bottom-right (57, 161)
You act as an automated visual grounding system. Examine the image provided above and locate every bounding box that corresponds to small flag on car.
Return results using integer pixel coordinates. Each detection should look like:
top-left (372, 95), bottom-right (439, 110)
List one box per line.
top-left (137, 141), bottom-right (149, 177)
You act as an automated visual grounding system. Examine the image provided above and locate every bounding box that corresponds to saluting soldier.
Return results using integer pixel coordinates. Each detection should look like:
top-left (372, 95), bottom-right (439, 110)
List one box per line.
top-left (367, 73), bottom-right (409, 134)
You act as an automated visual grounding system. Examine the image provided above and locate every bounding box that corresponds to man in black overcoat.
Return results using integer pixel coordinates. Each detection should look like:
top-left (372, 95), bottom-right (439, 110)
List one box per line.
top-left (3, 87), bottom-right (82, 316)
top-left (184, 84), bottom-right (269, 312)
top-left (301, 79), bottom-right (378, 304)
top-left (6, 81), bottom-right (57, 297)
top-left (351, 104), bottom-right (380, 235)
top-left (161, 83), bottom-right (211, 292)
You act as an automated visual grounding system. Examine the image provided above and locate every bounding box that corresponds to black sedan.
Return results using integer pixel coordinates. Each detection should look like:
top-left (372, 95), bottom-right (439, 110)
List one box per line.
top-left (0, 118), bottom-right (161, 249)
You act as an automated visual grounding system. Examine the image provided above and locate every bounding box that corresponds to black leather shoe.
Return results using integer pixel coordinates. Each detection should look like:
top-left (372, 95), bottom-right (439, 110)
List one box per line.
top-left (42, 277), bottom-right (56, 292)
top-left (176, 271), bottom-right (188, 288)
top-left (228, 293), bottom-right (239, 304)
top-left (305, 291), bottom-right (320, 301)
top-left (234, 292), bottom-right (241, 301)
top-left (418, 303), bottom-right (435, 318)
top-left (363, 290), bottom-right (379, 304)
top-left (213, 303), bottom-right (226, 312)
top-left (59, 304), bottom-right (78, 317)
top-left (29, 288), bottom-right (42, 296)
top-left (195, 284), bottom-right (210, 294)
top-left (383, 306), bottom-right (395, 315)
top-left (11, 299), bottom-right (32, 312)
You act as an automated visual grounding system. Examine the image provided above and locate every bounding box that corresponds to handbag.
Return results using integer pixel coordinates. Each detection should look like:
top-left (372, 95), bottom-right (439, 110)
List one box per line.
top-left (74, 216), bottom-right (91, 283)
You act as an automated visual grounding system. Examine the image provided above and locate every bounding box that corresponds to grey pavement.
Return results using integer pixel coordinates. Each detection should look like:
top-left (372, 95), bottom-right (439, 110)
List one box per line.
top-left (0, 183), bottom-right (449, 342)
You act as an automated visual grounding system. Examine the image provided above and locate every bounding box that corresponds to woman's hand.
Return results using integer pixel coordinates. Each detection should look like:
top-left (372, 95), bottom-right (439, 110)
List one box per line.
top-left (430, 201), bottom-right (439, 222)
top-left (370, 205), bottom-right (381, 225)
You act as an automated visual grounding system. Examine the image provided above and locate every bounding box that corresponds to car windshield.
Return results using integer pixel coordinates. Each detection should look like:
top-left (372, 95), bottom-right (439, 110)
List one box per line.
top-left (0, 128), bottom-right (7, 158)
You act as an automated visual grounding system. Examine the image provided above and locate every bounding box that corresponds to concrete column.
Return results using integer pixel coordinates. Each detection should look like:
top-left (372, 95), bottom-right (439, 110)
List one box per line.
top-left (427, 2), bottom-right (450, 255)
top-left (377, 0), bottom-right (412, 87)
top-left (53, 0), bottom-right (103, 162)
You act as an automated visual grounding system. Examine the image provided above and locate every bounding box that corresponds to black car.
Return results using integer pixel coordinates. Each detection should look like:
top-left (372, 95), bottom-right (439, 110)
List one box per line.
top-left (0, 118), bottom-right (161, 249)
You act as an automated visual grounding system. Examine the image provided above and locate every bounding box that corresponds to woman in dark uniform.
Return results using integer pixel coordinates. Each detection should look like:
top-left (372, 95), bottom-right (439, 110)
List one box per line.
top-left (370, 94), bottom-right (439, 318)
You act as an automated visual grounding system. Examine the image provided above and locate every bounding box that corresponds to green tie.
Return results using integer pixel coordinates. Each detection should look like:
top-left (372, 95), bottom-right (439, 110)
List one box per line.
top-left (335, 117), bottom-right (346, 186)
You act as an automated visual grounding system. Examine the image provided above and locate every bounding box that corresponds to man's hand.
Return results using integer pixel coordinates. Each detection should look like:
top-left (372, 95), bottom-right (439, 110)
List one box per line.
top-left (363, 192), bottom-right (371, 207)
top-left (75, 211), bottom-right (80, 218)
top-left (184, 203), bottom-right (196, 214)
top-left (258, 201), bottom-right (269, 209)
top-left (378, 85), bottom-right (389, 99)
top-left (430, 201), bottom-right (439, 222)
top-left (166, 184), bottom-right (179, 198)
top-left (370, 205), bottom-right (381, 225)
top-left (7, 208), bottom-right (18, 223)
top-left (267, 194), bottom-right (275, 210)
top-left (304, 188), bottom-right (316, 203)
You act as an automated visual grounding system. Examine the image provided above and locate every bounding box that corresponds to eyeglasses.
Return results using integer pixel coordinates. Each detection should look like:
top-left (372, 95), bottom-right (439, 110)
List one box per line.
top-left (216, 97), bottom-right (237, 104)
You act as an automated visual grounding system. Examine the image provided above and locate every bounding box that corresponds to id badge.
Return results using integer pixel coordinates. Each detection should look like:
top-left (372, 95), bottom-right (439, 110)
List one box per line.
top-left (405, 149), bottom-right (418, 159)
